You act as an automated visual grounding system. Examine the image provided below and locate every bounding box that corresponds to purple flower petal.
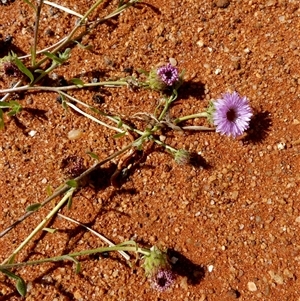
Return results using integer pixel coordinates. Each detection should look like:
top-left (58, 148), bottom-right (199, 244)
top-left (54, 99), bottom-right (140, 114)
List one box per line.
top-left (157, 64), bottom-right (179, 86)
top-left (212, 92), bottom-right (253, 138)
top-left (151, 268), bottom-right (175, 292)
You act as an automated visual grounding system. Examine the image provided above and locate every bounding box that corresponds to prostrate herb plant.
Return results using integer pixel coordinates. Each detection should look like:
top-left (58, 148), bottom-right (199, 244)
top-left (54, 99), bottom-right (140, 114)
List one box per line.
top-left (0, 0), bottom-right (253, 297)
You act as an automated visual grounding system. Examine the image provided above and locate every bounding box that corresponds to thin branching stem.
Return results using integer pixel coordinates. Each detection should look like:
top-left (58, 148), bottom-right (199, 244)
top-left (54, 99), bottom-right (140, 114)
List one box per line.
top-left (65, 99), bottom-right (124, 133)
top-left (31, 0), bottom-right (44, 66)
top-left (1, 188), bottom-right (76, 265)
top-left (0, 138), bottom-right (141, 238)
top-left (57, 213), bottom-right (130, 260)
top-left (44, 0), bottom-right (84, 18)
top-left (0, 244), bottom-right (150, 270)
top-left (0, 81), bottom-right (129, 94)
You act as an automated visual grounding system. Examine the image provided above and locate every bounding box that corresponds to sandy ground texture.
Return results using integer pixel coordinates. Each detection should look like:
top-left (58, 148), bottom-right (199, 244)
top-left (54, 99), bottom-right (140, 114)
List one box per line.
top-left (0, 0), bottom-right (300, 300)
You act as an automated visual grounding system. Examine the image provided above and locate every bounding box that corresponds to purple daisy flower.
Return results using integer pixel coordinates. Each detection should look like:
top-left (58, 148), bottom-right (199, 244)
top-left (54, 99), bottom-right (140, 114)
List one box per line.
top-left (151, 268), bottom-right (175, 292)
top-left (212, 92), bottom-right (253, 138)
top-left (157, 64), bottom-right (179, 86)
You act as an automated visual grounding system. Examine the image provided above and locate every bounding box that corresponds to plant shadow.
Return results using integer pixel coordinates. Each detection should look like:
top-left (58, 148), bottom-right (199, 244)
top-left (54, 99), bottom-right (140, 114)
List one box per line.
top-left (189, 152), bottom-right (212, 170)
top-left (178, 80), bottom-right (206, 101)
top-left (0, 34), bottom-right (26, 58)
top-left (168, 249), bottom-right (205, 285)
top-left (243, 110), bottom-right (272, 144)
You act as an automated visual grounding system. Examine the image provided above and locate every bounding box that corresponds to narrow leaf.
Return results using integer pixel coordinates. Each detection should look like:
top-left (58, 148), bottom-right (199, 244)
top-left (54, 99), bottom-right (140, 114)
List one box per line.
top-left (70, 78), bottom-right (84, 88)
top-left (0, 108), bottom-right (4, 130)
top-left (14, 56), bottom-right (34, 83)
top-left (66, 179), bottom-right (78, 188)
top-left (26, 203), bottom-right (42, 212)
top-left (16, 277), bottom-right (27, 297)
top-left (22, 0), bottom-right (36, 11)
top-left (113, 132), bottom-right (126, 139)
top-left (61, 255), bottom-right (81, 274)
top-left (7, 101), bottom-right (22, 116)
top-left (43, 227), bottom-right (57, 234)
top-left (117, 119), bottom-right (123, 128)
top-left (75, 261), bottom-right (81, 274)
top-left (34, 69), bottom-right (47, 75)
top-left (86, 152), bottom-right (99, 161)
top-left (89, 107), bottom-right (106, 116)
top-left (1, 269), bottom-right (27, 297)
top-left (43, 51), bottom-right (64, 64)
top-left (74, 41), bottom-right (93, 50)
top-left (46, 185), bottom-right (53, 196)
top-left (0, 101), bottom-right (11, 109)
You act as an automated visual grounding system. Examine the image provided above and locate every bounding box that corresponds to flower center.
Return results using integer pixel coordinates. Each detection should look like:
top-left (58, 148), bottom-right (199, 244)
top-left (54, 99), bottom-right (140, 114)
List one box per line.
top-left (157, 275), bottom-right (168, 288)
top-left (164, 70), bottom-right (173, 80)
top-left (226, 108), bottom-right (237, 122)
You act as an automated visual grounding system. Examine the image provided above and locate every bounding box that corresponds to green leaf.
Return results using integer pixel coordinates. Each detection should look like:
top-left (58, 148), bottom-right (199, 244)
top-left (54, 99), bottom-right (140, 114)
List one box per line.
top-left (0, 108), bottom-right (4, 130)
top-left (89, 107), bottom-right (106, 116)
top-left (1, 269), bottom-right (27, 297)
top-left (46, 185), bottom-right (53, 196)
top-left (70, 78), bottom-right (84, 88)
top-left (66, 180), bottom-right (78, 188)
top-left (43, 227), bottom-right (57, 234)
top-left (13, 56), bottom-right (34, 84)
top-left (74, 41), bottom-right (93, 50)
top-left (59, 48), bottom-right (71, 61)
top-left (0, 101), bottom-right (22, 117)
top-left (26, 203), bottom-right (42, 212)
top-left (86, 152), bottom-right (99, 161)
top-left (22, 0), bottom-right (36, 11)
top-left (62, 99), bottom-right (68, 111)
top-left (16, 277), bottom-right (27, 297)
top-left (43, 52), bottom-right (64, 64)
top-left (61, 255), bottom-right (81, 274)
top-left (0, 101), bottom-right (11, 109)
top-left (34, 69), bottom-right (47, 75)
top-left (7, 101), bottom-right (22, 116)
top-left (117, 118), bottom-right (123, 128)
top-left (113, 132), bottom-right (126, 139)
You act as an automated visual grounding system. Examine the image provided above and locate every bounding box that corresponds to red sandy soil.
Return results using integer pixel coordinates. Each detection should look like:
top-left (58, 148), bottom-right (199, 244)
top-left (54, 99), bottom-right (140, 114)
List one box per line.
top-left (0, 0), bottom-right (300, 300)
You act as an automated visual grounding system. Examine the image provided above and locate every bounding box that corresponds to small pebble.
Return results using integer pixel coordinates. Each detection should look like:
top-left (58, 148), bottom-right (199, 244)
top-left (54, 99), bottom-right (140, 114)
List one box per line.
top-left (169, 57), bottom-right (177, 66)
top-left (215, 0), bottom-right (230, 8)
top-left (247, 281), bottom-right (257, 292)
top-left (68, 129), bottom-right (83, 140)
top-left (28, 130), bottom-right (37, 137)
top-left (277, 142), bottom-right (286, 150)
top-left (207, 265), bottom-right (214, 272)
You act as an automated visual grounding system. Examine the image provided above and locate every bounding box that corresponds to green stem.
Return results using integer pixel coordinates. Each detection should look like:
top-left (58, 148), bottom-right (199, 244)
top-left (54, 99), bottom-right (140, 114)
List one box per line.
top-left (158, 93), bottom-right (177, 121)
top-left (0, 139), bottom-right (140, 239)
top-left (64, 98), bottom-right (124, 133)
top-left (150, 138), bottom-right (177, 153)
top-left (0, 244), bottom-right (150, 270)
top-left (33, 0), bottom-right (139, 70)
top-left (33, 0), bottom-right (104, 69)
top-left (0, 80), bottom-right (129, 94)
top-left (2, 188), bottom-right (76, 265)
top-left (174, 112), bottom-right (208, 124)
top-left (31, 0), bottom-right (44, 66)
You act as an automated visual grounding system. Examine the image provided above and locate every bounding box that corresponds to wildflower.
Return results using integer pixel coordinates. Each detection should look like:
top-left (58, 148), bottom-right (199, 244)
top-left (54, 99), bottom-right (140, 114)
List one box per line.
top-left (142, 246), bottom-right (175, 292)
top-left (212, 91), bottom-right (253, 138)
top-left (174, 149), bottom-right (190, 165)
top-left (142, 64), bottom-right (182, 91)
top-left (157, 64), bottom-right (179, 87)
top-left (151, 268), bottom-right (175, 292)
